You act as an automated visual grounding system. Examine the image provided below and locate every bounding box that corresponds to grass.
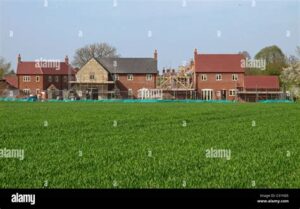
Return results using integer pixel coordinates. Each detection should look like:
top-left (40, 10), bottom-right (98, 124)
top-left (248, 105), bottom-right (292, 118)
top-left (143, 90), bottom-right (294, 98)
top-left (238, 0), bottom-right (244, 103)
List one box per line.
top-left (0, 102), bottom-right (299, 188)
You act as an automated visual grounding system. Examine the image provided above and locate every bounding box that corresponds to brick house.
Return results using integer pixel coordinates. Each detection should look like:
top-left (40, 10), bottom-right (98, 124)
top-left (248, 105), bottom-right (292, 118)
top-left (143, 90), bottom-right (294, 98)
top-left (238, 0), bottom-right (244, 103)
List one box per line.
top-left (194, 49), bottom-right (245, 100)
top-left (71, 50), bottom-right (158, 99)
top-left (193, 49), bottom-right (281, 101)
top-left (16, 54), bottom-right (76, 97)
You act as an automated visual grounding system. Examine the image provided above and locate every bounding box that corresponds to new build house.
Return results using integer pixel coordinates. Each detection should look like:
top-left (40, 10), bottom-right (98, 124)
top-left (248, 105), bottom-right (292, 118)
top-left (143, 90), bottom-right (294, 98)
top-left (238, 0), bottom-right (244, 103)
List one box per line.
top-left (70, 51), bottom-right (158, 99)
top-left (16, 54), bottom-right (77, 98)
top-left (193, 49), bottom-right (282, 101)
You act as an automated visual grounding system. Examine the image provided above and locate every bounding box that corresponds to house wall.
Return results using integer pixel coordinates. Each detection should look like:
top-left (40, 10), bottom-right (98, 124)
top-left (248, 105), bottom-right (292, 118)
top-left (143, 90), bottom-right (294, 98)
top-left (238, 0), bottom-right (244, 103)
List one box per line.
top-left (42, 75), bottom-right (71, 91)
top-left (116, 74), bottom-right (157, 98)
top-left (196, 72), bottom-right (244, 100)
top-left (76, 59), bottom-right (109, 83)
top-left (18, 75), bottom-right (43, 94)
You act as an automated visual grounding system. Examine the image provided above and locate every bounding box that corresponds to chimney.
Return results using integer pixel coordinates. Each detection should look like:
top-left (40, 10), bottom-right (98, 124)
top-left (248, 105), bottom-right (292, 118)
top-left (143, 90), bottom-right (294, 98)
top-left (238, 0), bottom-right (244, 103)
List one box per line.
top-left (194, 48), bottom-right (198, 57)
top-left (65, 55), bottom-right (69, 65)
top-left (154, 49), bottom-right (158, 61)
top-left (18, 54), bottom-right (21, 63)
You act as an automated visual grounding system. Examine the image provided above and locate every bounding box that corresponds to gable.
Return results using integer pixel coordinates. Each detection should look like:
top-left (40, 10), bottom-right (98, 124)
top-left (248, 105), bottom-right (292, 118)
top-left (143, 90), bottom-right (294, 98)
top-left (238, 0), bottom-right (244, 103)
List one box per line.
top-left (76, 58), bottom-right (109, 82)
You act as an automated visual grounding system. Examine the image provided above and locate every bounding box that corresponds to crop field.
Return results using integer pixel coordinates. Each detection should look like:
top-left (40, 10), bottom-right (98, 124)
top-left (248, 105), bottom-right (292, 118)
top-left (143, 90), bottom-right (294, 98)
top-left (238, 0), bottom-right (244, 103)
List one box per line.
top-left (0, 102), bottom-right (299, 188)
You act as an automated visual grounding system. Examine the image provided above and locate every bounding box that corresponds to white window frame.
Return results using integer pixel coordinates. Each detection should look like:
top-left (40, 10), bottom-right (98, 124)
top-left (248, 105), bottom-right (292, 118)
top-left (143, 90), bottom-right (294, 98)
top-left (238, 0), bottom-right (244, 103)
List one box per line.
top-left (36, 76), bottom-right (40, 82)
top-left (216, 74), bottom-right (222, 81)
top-left (23, 76), bottom-right (31, 82)
top-left (23, 89), bottom-right (30, 95)
top-left (232, 74), bottom-right (238, 81)
top-left (229, 89), bottom-right (236, 96)
top-left (201, 74), bottom-right (207, 81)
top-left (127, 74), bottom-right (133, 81)
top-left (146, 74), bottom-right (152, 81)
top-left (48, 75), bottom-right (52, 82)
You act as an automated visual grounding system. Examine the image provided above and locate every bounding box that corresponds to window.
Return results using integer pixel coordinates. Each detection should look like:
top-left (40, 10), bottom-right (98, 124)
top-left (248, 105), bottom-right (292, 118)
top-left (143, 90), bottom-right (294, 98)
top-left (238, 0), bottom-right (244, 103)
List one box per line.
top-left (128, 89), bottom-right (133, 96)
top-left (89, 72), bottom-right (95, 80)
top-left (127, 74), bottom-right (133, 80)
top-left (216, 74), bottom-right (222, 81)
top-left (229, 89), bottom-right (236, 96)
top-left (48, 76), bottom-right (52, 82)
top-left (146, 74), bottom-right (152, 81)
top-left (63, 76), bottom-right (68, 82)
top-left (232, 74), bottom-right (238, 81)
top-left (23, 89), bottom-right (30, 95)
top-left (23, 76), bottom-right (31, 82)
top-left (36, 76), bottom-right (40, 82)
top-left (201, 74), bottom-right (207, 81)
top-left (36, 89), bottom-right (40, 94)
top-left (55, 76), bottom-right (59, 82)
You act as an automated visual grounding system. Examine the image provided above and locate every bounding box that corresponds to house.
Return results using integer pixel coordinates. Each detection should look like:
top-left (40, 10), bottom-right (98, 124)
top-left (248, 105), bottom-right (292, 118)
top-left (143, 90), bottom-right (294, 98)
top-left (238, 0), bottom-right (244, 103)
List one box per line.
top-left (0, 75), bottom-right (19, 97)
top-left (193, 49), bottom-right (281, 101)
top-left (194, 49), bottom-right (245, 100)
top-left (238, 76), bottom-right (282, 102)
top-left (71, 50), bottom-right (158, 99)
top-left (16, 54), bottom-right (76, 98)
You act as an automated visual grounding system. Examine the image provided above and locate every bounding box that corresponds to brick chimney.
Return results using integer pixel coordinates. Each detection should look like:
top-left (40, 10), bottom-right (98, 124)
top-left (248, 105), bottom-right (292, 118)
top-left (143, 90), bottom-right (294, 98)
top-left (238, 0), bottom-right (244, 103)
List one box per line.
top-left (65, 55), bottom-right (69, 65)
top-left (154, 49), bottom-right (158, 61)
top-left (17, 54), bottom-right (21, 63)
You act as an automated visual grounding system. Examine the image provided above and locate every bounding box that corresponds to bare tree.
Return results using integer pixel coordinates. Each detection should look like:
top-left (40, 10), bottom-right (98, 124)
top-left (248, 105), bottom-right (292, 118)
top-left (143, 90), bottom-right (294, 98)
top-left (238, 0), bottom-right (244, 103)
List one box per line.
top-left (0, 57), bottom-right (12, 79)
top-left (72, 43), bottom-right (119, 68)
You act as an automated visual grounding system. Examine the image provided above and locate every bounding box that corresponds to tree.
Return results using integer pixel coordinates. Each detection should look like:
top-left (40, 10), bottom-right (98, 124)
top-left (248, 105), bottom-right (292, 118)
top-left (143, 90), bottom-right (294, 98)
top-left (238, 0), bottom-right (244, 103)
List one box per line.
top-left (238, 51), bottom-right (251, 59)
top-left (280, 46), bottom-right (300, 100)
top-left (0, 57), bottom-right (12, 79)
top-left (72, 43), bottom-right (119, 68)
top-left (254, 45), bottom-right (287, 76)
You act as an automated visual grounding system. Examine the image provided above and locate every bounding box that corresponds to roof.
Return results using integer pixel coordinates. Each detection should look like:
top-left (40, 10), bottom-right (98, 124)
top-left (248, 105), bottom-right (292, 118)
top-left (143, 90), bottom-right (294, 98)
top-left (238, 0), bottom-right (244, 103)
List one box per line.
top-left (96, 58), bottom-right (157, 74)
top-left (17, 61), bottom-right (76, 75)
top-left (194, 54), bottom-right (245, 73)
top-left (4, 75), bottom-right (18, 88)
top-left (244, 76), bottom-right (280, 90)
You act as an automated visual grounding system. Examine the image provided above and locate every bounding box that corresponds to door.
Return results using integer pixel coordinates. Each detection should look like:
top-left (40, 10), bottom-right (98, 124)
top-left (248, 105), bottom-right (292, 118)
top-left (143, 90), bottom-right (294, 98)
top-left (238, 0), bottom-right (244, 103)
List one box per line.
top-left (202, 89), bottom-right (213, 100)
top-left (221, 90), bottom-right (227, 100)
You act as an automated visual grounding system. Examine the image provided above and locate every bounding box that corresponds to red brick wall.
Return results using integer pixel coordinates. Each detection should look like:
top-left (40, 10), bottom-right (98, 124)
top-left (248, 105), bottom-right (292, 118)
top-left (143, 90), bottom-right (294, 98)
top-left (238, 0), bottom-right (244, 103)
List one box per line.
top-left (18, 75), bottom-right (43, 95)
top-left (116, 73), bottom-right (157, 98)
top-left (18, 74), bottom-right (73, 95)
top-left (43, 75), bottom-right (71, 91)
top-left (196, 72), bottom-right (244, 100)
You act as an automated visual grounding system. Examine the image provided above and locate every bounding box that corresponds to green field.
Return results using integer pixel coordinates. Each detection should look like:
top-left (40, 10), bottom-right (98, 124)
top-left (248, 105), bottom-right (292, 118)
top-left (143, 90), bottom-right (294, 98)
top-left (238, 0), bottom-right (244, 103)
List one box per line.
top-left (0, 102), bottom-right (299, 188)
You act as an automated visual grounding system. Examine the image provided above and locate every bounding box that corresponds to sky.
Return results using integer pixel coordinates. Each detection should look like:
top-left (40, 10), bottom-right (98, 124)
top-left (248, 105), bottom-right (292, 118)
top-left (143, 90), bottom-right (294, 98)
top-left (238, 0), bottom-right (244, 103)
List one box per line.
top-left (0, 0), bottom-right (299, 71)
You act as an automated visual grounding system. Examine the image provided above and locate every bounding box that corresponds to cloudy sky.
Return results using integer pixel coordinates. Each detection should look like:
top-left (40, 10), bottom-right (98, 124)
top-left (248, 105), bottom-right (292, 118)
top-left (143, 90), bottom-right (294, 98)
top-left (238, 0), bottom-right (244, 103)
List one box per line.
top-left (0, 0), bottom-right (299, 71)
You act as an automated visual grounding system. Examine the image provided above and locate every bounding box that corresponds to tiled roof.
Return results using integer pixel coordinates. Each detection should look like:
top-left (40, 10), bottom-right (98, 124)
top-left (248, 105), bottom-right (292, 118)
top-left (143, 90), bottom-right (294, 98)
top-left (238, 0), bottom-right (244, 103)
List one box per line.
top-left (4, 74), bottom-right (18, 88)
top-left (244, 76), bottom-right (280, 90)
top-left (97, 58), bottom-right (158, 74)
top-left (17, 61), bottom-right (76, 75)
top-left (195, 54), bottom-right (245, 73)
